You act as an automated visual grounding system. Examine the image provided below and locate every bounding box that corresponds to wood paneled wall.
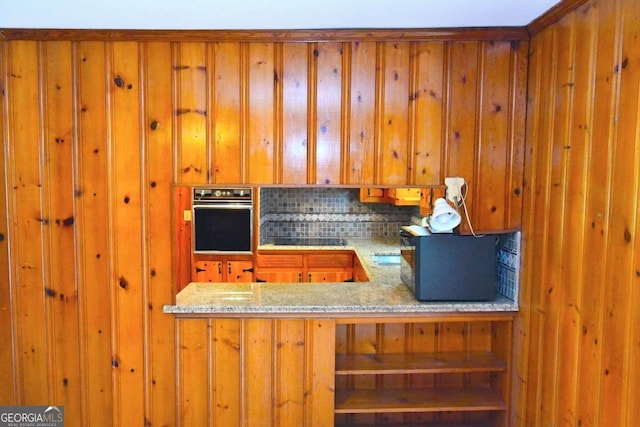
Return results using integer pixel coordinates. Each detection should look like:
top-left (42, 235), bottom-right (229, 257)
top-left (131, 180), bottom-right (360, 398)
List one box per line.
top-left (516, 0), bottom-right (640, 425)
top-left (0, 30), bottom-right (526, 426)
top-left (176, 318), bottom-right (335, 427)
top-left (0, 34), bottom-right (528, 234)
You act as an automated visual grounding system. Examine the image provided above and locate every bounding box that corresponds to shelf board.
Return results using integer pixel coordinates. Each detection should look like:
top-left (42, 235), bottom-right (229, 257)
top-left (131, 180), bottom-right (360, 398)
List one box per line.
top-left (335, 351), bottom-right (506, 375)
top-left (335, 387), bottom-right (506, 414)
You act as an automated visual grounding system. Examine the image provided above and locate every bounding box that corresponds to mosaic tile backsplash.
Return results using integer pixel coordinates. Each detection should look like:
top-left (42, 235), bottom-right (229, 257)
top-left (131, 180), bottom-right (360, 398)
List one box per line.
top-left (259, 187), bottom-right (520, 302)
top-left (259, 188), bottom-right (416, 241)
top-left (496, 232), bottom-right (520, 301)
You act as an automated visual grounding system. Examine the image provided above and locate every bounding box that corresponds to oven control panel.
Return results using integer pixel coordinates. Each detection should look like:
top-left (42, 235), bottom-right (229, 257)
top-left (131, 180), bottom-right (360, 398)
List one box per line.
top-left (193, 188), bottom-right (252, 203)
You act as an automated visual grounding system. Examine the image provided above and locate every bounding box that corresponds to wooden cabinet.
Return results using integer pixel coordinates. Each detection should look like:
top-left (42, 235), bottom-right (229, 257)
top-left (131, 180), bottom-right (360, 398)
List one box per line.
top-left (360, 187), bottom-right (422, 206)
top-left (256, 270), bottom-right (304, 283)
top-left (255, 253), bottom-right (304, 282)
top-left (193, 260), bottom-right (223, 282)
top-left (359, 187), bottom-right (386, 203)
top-left (192, 259), bottom-right (253, 282)
top-left (334, 316), bottom-right (513, 427)
top-left (226, 260), bottom-right (254, 282)
top-left (308, 271), bottom-right (354, 282)
top-left (307, 253), bottom-right (354, 282)
top-left (384, 188), bottom-right (422, 206)
top-left (255, 251), bottom-right (360, 283)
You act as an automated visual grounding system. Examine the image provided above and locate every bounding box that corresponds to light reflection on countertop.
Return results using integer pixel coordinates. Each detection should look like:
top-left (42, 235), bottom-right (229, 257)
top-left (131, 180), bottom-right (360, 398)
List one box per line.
top-left (164, 238), bottom-right (519, 316)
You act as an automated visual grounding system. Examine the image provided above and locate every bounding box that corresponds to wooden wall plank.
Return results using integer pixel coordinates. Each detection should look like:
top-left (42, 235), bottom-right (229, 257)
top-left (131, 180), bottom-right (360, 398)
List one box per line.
top-left (0, 39), bottom-right (16, 405)
top-left (411, 41), bottom-right (445, 186)
top-left (552, 9), bottom-right (593, 426)
top-left (476, 41), bottom-right (511, 231)
top-left (314, 42), bottom-right (343, 185)
top-left (553, 11), bottom-right (589, 421)
top-left (175, 42), bottom-right (208, 184)
top-left (445, 42), bottom-right (479, 224)
top-left (75, 40), bottom-right (114, 427)
top-left (538, 21), bottom-right (568, 424)
top-left (247, 43), bottom-right (276, 184)
top-left (244, 319), bottom-right (274, 426)
top-left (143, 41), bottom-right (177, 427)
top-left (7, 40), bottom-right (48, 405)
top-left (212, 319), bottom-right (242, 425)
top-left (512, 26), bottom-right (541, 426)
top-left (379, 42), bottom-right (411, 185)
top-left (574, 0), bottom-right (616, 424)
top-left (347, 41), bottom-right (377, 185)
top-left (109, 41), bottom-right (145, 426)
top-left (305, 320), bottom-right (336, 427)
top-left (526, 26), bottom-right (557, 427)
top-left (274, 320), bottom-right (306, 426)
top-left (599, 0), bottom-right (637, 425)
top-left (505, 39), bottom-right (528, 230)
top-left (211, 42), bottom-right (243, 184)
top-left (41, 39), bottom-right (82, 418)
top-left (177, 319), bottom-right (210, 426)
top-left (281, 43), bottom-right (309, 184)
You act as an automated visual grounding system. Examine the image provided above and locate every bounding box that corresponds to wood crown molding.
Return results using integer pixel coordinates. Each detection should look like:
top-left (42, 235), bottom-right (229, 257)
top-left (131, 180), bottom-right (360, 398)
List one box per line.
top-left (0, 27), bottom-right (529, 42)
top-left (527, 0), bottom-right (591, 35)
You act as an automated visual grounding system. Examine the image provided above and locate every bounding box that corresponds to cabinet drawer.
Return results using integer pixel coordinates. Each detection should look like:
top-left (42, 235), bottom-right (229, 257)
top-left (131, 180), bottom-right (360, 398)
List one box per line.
top-left (256, 254), bottom-right (304, 268)
top-left (307, 253), bottom-right (353, 268)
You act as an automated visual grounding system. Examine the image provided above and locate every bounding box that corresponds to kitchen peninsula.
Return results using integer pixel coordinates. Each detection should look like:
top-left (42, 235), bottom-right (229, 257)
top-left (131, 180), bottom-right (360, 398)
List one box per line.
top-left (164, 237), bottom-right (517, 427)
top-left (165, 238), bottom-right (517, 316)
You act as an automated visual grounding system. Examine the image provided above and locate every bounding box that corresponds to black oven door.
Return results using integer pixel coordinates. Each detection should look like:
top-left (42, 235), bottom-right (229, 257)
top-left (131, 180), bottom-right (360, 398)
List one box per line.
top-left (193, 205), bottom-right (253, 254)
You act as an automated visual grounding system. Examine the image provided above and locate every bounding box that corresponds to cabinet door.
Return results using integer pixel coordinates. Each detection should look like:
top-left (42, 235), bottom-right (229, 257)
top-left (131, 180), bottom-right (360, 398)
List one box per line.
top-left (256, 254), bottom-right (304, 269)
top-left (308, 271), bottom-right (353, 282)
top-left (255, 270), bottom-right (304, 283)
top-left (193, 260), bottom-right (223, 282)
top-left (385, 188), bottom-right (421, 206)
top-left (227, 261), bottom-right (254, 282)
top-left (359, 187), bottom-right (386, 203)
top-left (306, 253), bottom-right (353, 269)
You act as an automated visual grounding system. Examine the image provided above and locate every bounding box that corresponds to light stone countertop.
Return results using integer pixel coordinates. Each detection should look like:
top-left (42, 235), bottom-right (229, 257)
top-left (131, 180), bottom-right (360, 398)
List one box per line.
top-left (163, 237), bottom-right (519, 317)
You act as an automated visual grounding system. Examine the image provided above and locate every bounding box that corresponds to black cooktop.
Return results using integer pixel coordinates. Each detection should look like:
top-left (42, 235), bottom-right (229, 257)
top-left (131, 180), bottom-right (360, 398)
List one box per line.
top-left (273, 237), bottom-right (347, 246)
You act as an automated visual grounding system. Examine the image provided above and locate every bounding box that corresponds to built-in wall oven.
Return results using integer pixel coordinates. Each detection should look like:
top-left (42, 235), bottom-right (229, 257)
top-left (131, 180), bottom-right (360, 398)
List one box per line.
top-left (192, 188), bottom-right (253, 254)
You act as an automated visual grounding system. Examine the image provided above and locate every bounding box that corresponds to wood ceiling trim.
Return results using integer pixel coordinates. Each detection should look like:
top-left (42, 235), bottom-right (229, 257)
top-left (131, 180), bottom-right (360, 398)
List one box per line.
top-left (0, 27), bottom-right (530, 42)
top-left (527, 0), bottom-right (591, 35)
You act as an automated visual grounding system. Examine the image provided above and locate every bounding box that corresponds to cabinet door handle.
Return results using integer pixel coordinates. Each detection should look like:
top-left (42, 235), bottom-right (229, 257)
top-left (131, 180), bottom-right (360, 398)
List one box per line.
top-left (228, 264), bottom-right (232, 274)
top-left (243, 268), bottom-right (254, 273)
top-left (218, 263), bottom-right (222, 274)
top-left (308, 273), bottom-right (312, 282)
top-left (195, 266), bottom-right (206, 273)
top-left (298, 273), bottom-right (303, 282)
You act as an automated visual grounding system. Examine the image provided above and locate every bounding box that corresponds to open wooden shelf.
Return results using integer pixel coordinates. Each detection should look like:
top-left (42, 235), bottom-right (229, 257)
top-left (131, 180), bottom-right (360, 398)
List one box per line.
top-left (335, 387), bottom-right (506, 414)
top-left (334, 318), bottom-right (513, 427)
top-left (335, 351), bottom-right (506, 375)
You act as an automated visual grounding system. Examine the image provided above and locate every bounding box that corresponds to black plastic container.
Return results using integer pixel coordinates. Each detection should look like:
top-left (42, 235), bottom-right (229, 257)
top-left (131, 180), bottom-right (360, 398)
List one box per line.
top-left (400, 232), bottom-right (497, 301)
